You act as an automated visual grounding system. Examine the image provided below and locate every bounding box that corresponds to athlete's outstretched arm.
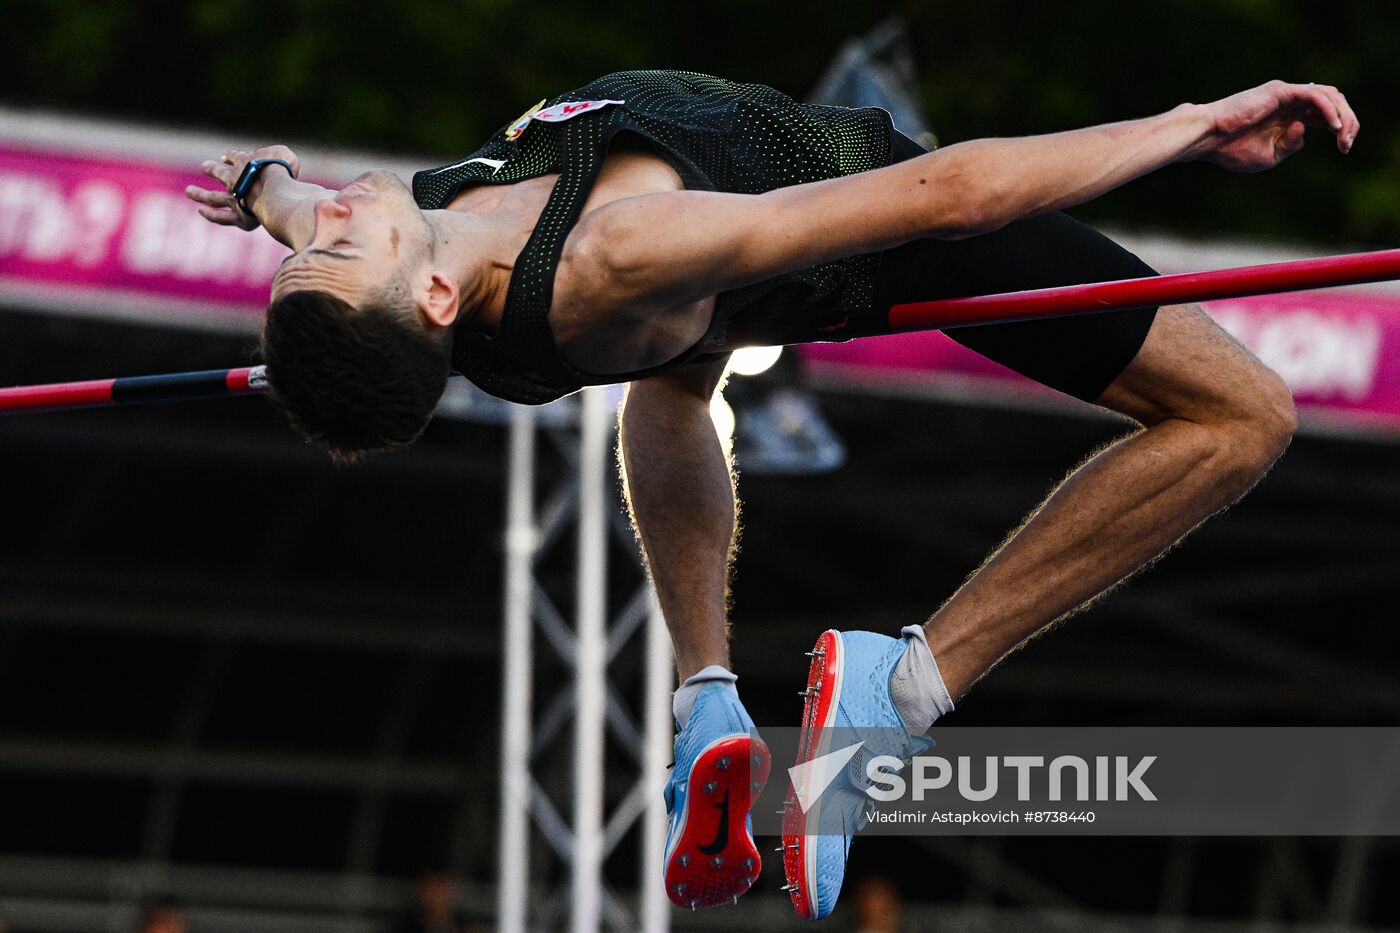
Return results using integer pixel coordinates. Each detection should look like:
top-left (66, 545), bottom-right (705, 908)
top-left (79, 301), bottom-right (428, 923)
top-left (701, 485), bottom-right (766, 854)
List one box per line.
top-left (184, 145), bottom-right (335, 249)
top-left (582, 80), bottom-right (1358, 310)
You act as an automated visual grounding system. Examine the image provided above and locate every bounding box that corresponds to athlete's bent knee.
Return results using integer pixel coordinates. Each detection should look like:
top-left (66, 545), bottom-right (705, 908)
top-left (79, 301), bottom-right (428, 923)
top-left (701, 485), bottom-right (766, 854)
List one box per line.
top-left (1225, 368), bottom-right (1297, 478)
top-left (1246, 368), bottom-right (1297, 459)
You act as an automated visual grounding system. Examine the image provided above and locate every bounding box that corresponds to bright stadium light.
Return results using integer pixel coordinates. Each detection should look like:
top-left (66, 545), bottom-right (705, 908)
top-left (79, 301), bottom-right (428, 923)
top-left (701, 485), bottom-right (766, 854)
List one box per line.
top-left (730, 345), bottom-right (783, 376)
top-left (710, 394), bottom-right (736, 450)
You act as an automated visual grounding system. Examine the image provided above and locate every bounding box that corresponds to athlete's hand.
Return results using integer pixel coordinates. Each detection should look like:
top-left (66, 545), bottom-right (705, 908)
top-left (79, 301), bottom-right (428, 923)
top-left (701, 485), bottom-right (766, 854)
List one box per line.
top-left (1197, 81), bottom-right (1359, 173)
top-left (185, 145), bottom-right (302, 229)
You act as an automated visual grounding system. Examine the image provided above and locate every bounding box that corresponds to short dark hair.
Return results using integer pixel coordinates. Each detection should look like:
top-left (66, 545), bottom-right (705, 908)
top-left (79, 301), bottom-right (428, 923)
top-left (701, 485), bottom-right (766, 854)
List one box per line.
top-left (260, 289), bottom-right (451, 462)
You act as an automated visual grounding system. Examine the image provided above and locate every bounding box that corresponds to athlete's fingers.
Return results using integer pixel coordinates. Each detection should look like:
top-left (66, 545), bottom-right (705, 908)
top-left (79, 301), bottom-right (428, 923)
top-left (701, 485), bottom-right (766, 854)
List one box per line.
top-left (1276, 120), bottom-right (1307, 161)
top-left (1303, 85), bottom-right (1357, 153)
top-left (1323, 86), bottom-right (1360, 151)
top-left (1292, 83), bottom-right (1343, 134)
top-left (196, 205), bottom-right (243, 226)
top-left (201, 159), bottom-right (235, 187)
top-left (185, 185), bottom-right (235, 208)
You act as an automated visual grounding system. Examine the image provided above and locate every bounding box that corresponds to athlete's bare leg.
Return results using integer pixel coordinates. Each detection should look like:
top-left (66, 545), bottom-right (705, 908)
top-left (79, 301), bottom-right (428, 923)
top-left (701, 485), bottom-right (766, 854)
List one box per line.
top-left (620, 358), bottom-right (734, 681)
top-left (925, 304), bottom-right (1297, 699)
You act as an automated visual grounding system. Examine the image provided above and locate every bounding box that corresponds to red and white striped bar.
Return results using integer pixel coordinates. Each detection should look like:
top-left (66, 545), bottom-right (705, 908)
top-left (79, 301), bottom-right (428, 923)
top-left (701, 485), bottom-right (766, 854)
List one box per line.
top-left (5, 248), bottom-right (1400, 415)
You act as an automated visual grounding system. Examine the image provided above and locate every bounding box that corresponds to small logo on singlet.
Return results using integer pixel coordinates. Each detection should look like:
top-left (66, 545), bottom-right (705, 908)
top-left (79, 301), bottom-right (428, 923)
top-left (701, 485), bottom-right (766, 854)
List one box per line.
top-left (504, 98), bottom-right (626, 141)
top-left (504, 99), bottom-right (546, 141)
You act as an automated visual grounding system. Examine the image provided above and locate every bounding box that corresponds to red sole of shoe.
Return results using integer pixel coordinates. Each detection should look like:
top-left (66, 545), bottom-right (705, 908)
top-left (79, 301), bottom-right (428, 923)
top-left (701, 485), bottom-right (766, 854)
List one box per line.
top-left (782, 629), bottom-right (844, 920)
top-left (664, 734), bottom-right (772, 909)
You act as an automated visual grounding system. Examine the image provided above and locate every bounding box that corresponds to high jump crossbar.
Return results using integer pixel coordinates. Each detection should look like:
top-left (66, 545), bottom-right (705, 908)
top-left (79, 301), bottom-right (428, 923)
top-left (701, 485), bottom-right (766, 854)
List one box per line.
top-left (4, 246), bottom-right (1400, 415)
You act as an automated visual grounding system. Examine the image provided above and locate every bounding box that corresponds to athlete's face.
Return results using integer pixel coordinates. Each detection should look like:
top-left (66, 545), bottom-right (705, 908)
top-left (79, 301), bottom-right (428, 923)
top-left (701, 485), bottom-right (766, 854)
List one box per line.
top-left (270, 171), bottom-right (433, 311)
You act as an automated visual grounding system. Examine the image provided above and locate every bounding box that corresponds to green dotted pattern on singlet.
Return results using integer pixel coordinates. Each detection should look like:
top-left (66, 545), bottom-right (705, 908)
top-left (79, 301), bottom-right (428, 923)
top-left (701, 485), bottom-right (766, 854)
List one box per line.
top-left (413, 70), bottom-right (896, 405)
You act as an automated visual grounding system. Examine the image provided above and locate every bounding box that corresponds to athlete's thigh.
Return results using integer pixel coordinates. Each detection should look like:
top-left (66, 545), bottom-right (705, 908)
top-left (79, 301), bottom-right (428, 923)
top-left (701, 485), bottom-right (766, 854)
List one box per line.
top-left (871, 211), bottom-right (1159, 402)
top-left (1092, 303), bottom-right (1285, 427)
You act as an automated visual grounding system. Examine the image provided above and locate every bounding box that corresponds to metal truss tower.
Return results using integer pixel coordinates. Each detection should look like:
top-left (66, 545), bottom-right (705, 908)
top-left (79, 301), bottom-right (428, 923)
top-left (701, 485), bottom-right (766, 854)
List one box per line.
top-left (496, 388), bottom-right (674, 933)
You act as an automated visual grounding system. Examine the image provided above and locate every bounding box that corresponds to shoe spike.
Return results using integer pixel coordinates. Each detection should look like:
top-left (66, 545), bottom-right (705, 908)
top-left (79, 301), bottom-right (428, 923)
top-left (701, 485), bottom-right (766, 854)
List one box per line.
top-left (805, 649), bottom-right (825, 658)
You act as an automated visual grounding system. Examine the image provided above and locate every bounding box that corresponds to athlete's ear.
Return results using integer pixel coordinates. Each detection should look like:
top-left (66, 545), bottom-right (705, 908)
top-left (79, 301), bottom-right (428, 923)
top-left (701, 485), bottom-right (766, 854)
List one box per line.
top-left (416, 269), bottom-right (459, 329)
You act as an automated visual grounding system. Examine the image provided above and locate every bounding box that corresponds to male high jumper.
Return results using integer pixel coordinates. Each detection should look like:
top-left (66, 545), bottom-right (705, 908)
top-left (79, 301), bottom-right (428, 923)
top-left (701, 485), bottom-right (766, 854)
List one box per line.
top-left (186, 71), bottom-right (1357, 918)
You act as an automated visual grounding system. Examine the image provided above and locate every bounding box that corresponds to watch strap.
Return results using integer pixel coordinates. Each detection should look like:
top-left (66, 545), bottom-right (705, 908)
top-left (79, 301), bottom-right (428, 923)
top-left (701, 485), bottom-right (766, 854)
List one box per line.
top-left (229, 158), bottom-right (293, 214)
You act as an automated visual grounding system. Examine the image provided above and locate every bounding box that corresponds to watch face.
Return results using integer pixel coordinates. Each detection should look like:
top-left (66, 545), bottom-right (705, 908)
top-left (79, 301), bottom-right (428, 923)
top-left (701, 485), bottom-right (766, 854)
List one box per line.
top-left (235, 160), bottom-right (281, 198)
top-left (233, 162), bottom-right (257, 195)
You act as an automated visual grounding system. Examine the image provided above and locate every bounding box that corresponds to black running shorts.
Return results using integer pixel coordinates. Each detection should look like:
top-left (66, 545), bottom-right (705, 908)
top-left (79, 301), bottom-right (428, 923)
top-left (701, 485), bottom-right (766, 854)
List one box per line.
top-left (867, 132), bottom-right (1160, 402)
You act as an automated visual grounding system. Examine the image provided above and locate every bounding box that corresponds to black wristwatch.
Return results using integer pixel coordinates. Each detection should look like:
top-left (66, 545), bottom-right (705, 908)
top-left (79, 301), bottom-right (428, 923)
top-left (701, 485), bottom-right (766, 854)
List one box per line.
top-left (229, 158), bottom-right (294, 216)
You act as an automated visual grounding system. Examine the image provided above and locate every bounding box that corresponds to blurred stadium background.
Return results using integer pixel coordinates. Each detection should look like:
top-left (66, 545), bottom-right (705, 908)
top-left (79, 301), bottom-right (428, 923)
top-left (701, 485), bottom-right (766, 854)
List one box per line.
top-left (3, 2), bottom-right (1400, 931)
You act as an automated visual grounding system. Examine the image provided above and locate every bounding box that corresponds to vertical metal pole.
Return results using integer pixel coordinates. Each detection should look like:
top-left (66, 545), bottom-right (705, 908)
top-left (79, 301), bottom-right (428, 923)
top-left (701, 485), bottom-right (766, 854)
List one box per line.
top-left (572, 387), bottom-right (611, 933)
top-left (498, 405), bottom-right (537, 933)
top-left (640, 592), bottom-right (674, 932)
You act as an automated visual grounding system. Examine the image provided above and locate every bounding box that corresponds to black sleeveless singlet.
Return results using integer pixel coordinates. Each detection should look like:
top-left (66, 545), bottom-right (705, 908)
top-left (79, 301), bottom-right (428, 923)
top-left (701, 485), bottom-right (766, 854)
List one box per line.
top-left (412, 70), bottom-right (896, 405)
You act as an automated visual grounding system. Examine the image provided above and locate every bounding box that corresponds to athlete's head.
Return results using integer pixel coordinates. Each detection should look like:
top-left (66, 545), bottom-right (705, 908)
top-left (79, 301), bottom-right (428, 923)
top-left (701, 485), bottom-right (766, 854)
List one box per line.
top-left (260, 171), bottom-right (458, 462)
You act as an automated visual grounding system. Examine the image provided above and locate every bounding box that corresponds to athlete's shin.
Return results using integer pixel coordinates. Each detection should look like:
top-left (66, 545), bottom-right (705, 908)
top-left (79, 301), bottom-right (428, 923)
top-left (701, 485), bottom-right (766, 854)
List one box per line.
top-left (619, 370), bottom-right (736, 681)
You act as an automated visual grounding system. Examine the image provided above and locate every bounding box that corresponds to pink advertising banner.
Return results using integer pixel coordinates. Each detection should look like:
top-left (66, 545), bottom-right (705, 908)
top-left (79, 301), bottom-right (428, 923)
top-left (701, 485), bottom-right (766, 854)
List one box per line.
top-left (3, 139), bottom-right (1398, 430)
top-left (0, 142), bottom-right (288, 317)
top-left (802, 286), bottom-right (1400, 432)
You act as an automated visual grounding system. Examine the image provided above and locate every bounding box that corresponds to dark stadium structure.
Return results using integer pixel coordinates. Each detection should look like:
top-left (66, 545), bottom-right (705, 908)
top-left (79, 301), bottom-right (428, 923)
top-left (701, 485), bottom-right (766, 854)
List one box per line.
top-left (2, 303), bottom-right (1399, 932)
top-left (4, 17), bottom-right (1400, 931)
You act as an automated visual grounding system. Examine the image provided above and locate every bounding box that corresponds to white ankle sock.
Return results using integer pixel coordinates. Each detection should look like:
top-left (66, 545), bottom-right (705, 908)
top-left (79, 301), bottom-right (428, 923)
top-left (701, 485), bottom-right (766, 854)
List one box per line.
top-left (672, 665), bottom-right (739, 727)
top-left (890, 625), bottom-right (955, 734)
